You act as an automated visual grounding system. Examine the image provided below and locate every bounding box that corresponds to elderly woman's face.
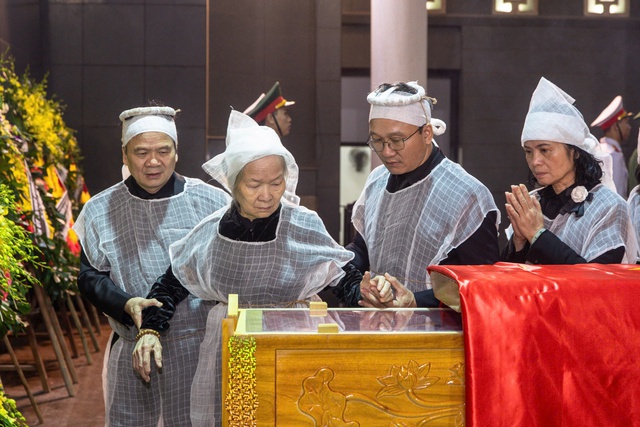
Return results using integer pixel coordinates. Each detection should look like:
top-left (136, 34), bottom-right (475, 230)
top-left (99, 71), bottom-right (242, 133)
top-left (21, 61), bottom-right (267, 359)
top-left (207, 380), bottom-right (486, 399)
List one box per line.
top-left (235, 155), bottom-right (286, 221)
top-left (524, 140), bottom-right (576, 192)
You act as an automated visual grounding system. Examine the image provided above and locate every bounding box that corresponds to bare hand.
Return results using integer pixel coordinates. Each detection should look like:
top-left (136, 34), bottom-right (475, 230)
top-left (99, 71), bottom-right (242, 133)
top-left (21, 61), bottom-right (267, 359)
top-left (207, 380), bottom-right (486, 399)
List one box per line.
top-left (505, 194), bottom-right (528, 251)
top-left (505, 184), bottom-right (544, 249)
top-left (132, 332), bottom-right (162, 382)
top-left (358, 272), bottom-right (393, 308)
top-left (359, 273), bottom-right (416, 309)
top-left (383, 274), bottom-right (417, 308)
top-left (124, 297), bottom-right (163, 330)
top-left (373, 274), bottom-right (393, 302)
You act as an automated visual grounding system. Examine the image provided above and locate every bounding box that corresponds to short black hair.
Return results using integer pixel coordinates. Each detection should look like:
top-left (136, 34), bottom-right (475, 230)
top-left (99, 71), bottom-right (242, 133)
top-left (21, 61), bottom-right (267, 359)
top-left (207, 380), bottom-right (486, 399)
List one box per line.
top-left (376, 82), bottom-right (418, 95)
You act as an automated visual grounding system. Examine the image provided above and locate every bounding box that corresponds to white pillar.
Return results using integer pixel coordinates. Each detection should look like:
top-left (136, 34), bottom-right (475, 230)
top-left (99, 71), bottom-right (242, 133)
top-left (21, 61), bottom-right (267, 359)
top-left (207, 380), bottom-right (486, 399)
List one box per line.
top-left (370, 0), bottom-right (428, 168)
top-left (370, 0), bottom-right (428, 91)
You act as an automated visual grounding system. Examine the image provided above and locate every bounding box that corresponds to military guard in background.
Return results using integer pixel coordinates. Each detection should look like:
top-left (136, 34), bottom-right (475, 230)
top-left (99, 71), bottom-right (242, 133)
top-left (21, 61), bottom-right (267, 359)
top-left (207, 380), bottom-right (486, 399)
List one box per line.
top-left (243, 81), bottom-right (295, 138)
top-left (591, 95), bottom-right (634, 197)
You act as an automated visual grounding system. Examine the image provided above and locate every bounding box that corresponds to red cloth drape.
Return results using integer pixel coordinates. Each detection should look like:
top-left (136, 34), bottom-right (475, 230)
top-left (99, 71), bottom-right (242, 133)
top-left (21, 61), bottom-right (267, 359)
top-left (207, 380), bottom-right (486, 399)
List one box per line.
top-left (427, 263), bottom-right (640, 427)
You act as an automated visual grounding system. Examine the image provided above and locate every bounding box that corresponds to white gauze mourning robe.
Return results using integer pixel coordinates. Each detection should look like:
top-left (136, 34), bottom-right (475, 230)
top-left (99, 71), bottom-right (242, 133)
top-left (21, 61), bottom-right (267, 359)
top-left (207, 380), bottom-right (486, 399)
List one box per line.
top-left (73, 178), bottom-right (230, 426)
top-left (352, 159), bottom-right (499, 293)
top-left (540, 184), bottom-right (637, 263)
top-left (169, 202), bottom-right (354, 427)
top-left (628, 185), bottom-right (640, 263)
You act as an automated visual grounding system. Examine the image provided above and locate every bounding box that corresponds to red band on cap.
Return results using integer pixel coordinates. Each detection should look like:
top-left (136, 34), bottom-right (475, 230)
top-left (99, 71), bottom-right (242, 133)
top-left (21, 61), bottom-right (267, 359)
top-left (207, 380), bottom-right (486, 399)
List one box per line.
top-left (599, 108), bottom-right (628, 130)
top-left (255, 96), bottom-right (285, 123)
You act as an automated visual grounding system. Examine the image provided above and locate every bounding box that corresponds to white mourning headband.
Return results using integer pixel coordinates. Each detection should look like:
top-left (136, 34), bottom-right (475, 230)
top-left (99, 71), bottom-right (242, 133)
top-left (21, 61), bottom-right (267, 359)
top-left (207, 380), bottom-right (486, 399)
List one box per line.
top-left (368, 81), bottom-right (446, 135)
top-left (120, 106), bottom-right (178, 147)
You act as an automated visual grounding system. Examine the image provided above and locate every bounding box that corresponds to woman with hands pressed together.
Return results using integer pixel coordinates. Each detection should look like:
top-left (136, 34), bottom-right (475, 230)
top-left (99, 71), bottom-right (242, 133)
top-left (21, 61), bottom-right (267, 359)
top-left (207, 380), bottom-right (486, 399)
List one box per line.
top-left (502, 77), bottom-right (637, 264)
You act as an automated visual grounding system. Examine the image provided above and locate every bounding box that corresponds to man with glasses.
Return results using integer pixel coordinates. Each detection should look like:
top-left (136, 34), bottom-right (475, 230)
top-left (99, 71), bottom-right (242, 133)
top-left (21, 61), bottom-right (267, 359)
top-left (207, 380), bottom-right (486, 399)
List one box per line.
top-left (590, 95), bottom-right (634, 197)
top-left (348, 81), bottom-right (500, 308)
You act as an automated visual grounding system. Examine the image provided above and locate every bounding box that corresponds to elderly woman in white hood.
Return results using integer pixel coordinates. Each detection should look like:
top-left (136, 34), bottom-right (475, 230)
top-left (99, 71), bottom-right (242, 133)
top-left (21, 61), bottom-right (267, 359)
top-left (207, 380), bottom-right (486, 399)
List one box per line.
top-left (132, 110), bottom-right (365, 426)
top-left (502, 77), bottom-right (637, 264)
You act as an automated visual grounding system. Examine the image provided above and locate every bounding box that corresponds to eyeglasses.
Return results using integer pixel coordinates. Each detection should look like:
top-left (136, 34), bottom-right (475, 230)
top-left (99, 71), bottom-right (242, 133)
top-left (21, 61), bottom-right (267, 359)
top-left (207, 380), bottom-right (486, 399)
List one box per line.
top-left (367, 125), bottom-right (424, 153)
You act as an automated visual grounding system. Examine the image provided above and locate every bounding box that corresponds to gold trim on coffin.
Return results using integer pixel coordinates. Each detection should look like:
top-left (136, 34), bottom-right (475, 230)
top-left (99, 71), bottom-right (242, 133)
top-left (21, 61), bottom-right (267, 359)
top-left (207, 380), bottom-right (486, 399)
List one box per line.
top-left (225, 335), bottom-right (258, 427)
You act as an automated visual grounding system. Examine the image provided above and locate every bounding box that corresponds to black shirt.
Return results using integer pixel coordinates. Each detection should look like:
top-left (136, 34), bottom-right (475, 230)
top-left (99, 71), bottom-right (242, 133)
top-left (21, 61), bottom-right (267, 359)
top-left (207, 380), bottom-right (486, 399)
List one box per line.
top-left (219, 203), bottom-right (281, 241)
top-left (346, 146), bottom-right (500, 307)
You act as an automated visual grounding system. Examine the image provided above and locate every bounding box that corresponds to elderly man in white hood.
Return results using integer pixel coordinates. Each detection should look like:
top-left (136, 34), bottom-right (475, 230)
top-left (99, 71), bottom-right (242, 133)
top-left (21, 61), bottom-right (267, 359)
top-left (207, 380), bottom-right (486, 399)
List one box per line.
top-left (73, 105), bottom-right (231, 426)
top-left (133, 110), bottom-right (366, 426)
top-left (502, 77), bottom-right (637, 264)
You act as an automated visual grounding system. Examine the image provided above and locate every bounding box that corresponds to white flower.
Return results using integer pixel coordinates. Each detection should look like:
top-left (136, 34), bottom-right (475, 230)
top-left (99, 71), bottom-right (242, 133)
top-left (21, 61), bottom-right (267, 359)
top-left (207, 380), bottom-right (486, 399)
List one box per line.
top-left (571, 186), bottom-right (588, 203)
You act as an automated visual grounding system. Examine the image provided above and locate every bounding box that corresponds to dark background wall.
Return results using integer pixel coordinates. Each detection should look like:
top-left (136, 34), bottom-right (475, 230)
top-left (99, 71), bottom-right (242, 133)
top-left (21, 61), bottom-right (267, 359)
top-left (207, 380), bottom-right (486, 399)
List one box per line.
top-left (1, 0), bottom-right (212, 196)
top-left (435, 7), bottom-right (640, 214)
top-left (0, 0), bottom-right (343, 237)
top-left (206, 1), bottom-right (342, 236)
top-left (2, 0), bottom-right (640, 242)
top-left (343, 0), bottom-right (640, 240)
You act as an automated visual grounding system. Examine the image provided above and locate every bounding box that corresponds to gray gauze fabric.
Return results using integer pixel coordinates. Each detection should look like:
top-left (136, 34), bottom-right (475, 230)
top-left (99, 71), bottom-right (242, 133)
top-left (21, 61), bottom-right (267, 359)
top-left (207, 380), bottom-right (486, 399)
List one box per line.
top-left (538, 184), bottom-right (636, 263)
top-left (628, 186), bottom-right (640, 263)
top-left (169, 202), bottom-right (354, 426)
top-left (505, 185), bottom-right (637, 263)
top-left (352, 159), bottom-right (499, 292)
top-left (72, 178), bottom-right (230, 427)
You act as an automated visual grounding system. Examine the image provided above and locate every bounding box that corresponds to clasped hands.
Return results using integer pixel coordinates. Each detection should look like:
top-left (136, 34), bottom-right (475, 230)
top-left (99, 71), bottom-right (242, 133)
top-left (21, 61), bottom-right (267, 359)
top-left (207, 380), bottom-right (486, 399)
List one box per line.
top-left (124, 297), bottom-right (164, 382)
top-left (505, 184), bottom-right (545, 251)
top-left (358, 271), bottom-right (417, 309)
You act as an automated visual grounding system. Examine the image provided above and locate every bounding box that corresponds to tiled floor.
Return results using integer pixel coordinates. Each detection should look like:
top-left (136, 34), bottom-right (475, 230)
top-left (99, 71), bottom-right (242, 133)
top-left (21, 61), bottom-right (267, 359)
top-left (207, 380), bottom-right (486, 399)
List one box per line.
top-left (1, 316), bottom-right (112, 426)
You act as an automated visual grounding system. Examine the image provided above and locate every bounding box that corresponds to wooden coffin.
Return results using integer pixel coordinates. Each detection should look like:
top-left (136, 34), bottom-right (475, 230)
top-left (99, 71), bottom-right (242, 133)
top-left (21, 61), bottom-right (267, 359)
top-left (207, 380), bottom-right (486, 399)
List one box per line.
top-left (222, 306), bottom-right (464, 427)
